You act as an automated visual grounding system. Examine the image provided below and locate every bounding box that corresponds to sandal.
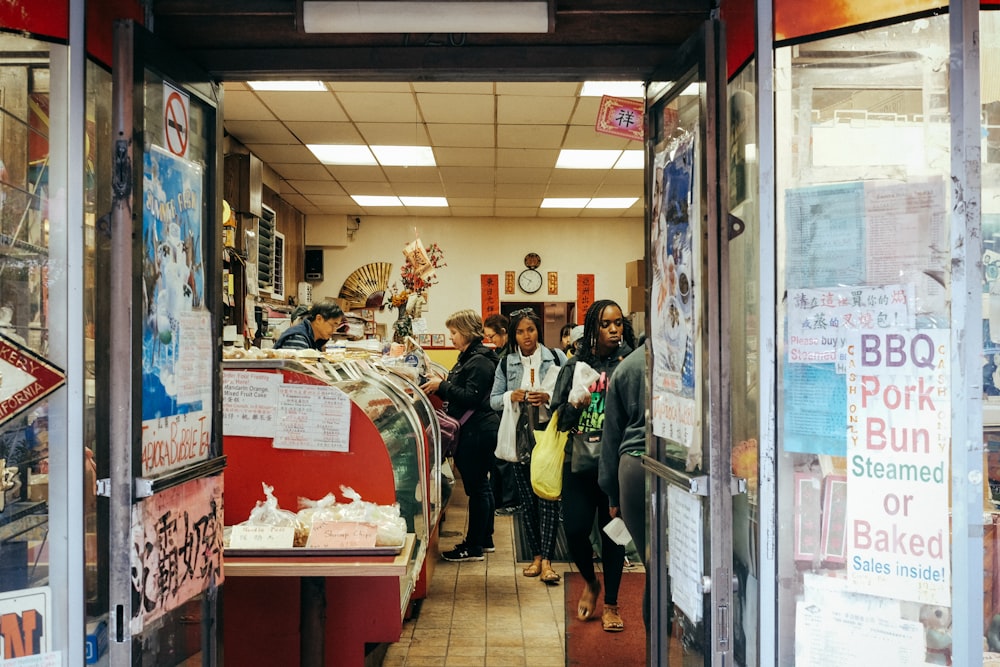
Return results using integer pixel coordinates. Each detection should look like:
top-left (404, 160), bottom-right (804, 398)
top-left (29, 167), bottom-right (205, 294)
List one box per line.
top-left (602, 604), bottom-right (624, 632)
top-left (522, 556), bottom-right (542, 577)
top-left (577, 578), bottom-right (601, 621)
top-left (540, 559), bottom-right (561, 584)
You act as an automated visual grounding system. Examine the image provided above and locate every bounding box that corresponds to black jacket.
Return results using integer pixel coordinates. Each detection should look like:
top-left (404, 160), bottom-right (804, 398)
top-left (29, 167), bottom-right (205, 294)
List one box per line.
top-left (439, 342), bottom-right (500, 442)
top-left (273, 318), bottom-right (326, 351)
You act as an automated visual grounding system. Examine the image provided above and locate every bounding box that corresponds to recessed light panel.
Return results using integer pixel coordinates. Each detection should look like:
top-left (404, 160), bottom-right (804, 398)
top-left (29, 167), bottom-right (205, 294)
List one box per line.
top-left (555, 149), bottom-right (622, 169)
top-left (400, 197), bottom-right (448, 207)
top-left (580, 81), bottom-right (644, 98)
top-left (371, 146), bottom-right (437, 167)
top-left (248, 81), bottom-right (327, 91)
top-left (308, 144), bottom-right (377, 165)
top-left (540, 198), bottom-right (589, 208)
top-left (586, 198), bottom-right (639, 209)
top-left (351, 195), bottom-right (403, 206)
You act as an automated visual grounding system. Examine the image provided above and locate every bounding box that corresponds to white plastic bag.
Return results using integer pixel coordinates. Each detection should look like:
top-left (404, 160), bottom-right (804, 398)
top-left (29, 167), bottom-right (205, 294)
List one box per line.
top-left (496, 393), bottom-right (520, 463)
top-left (569, 361), bottom-right (601, 406)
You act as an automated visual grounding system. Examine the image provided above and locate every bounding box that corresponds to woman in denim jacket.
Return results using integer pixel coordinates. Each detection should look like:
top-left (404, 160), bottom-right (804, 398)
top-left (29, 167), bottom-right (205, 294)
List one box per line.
top-left (490, 308), bottom-right (563, 583)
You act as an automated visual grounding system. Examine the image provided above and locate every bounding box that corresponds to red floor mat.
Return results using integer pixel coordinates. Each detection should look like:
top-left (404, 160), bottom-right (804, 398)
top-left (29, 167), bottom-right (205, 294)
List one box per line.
top-left (564, 571), bottom-right (647, 666)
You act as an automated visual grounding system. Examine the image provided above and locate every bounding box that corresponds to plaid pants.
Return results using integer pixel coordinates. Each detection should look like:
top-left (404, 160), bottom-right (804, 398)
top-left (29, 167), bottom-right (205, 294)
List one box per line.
top-left (512, 462), bottom-right (560, 560)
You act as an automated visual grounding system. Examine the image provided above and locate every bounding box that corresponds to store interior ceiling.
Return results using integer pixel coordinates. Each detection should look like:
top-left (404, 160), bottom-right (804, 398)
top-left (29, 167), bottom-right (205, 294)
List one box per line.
top-left (221, 80), bottom-right (647, 220)
top-left (152, 0), bottom-right (715, 220)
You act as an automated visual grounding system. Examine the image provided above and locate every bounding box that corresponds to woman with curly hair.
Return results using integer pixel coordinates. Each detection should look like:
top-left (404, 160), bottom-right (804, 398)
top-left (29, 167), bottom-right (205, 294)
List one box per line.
top-left (549, 299), bottom-right (635, 631)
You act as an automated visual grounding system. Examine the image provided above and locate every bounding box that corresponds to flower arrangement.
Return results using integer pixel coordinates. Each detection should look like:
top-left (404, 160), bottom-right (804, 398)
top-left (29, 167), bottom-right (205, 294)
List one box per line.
top-left (386, 237), bottom-right (446, 343)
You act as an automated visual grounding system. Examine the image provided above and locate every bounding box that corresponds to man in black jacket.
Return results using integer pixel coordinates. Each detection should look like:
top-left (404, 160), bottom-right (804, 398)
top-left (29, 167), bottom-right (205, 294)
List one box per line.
top-left (273, 300), bottom-right (344, 351)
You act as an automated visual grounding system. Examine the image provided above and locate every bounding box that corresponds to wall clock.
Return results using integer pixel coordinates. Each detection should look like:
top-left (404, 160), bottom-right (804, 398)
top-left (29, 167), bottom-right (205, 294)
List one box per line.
top-left (518, 253), bottom-right (543, 294)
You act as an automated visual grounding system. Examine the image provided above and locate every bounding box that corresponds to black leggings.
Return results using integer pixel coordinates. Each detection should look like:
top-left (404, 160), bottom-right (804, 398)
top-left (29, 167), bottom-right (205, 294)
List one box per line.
top-left (561, 462), bottom-right (625, 605)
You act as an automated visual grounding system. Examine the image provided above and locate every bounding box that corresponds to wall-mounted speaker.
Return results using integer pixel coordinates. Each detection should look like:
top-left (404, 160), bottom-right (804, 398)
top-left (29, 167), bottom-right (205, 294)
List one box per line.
top-left (304, 248), bottom-right (324, 281)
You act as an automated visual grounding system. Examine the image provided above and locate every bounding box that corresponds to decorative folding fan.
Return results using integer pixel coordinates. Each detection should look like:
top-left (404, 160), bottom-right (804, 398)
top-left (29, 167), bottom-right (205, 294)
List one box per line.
top-left (338, 262), bottom-right (393, 308)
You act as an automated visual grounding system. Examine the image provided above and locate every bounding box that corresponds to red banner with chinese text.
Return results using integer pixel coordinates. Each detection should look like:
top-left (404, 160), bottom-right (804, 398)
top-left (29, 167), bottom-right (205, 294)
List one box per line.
top-left (577, 275), bottom-right (595, 324)
top-left (594, 96), bottom-right (644, 141)
top-left (481, 274), bottom-right (500, 319)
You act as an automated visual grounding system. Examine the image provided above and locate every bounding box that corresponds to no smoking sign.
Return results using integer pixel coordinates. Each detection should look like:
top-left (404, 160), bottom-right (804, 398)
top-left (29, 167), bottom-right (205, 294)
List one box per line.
top-left (163, 82), bottom-right (190, 158)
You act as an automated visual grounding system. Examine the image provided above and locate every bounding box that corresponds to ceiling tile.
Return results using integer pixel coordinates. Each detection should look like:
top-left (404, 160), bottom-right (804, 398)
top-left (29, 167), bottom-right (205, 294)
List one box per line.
top-left (450, 206), bottom-right (494, 216)
top-left (381, 166), bottom-right (442, 183)
top-left (496, 82), bottom-right (580, 97)
top-left (438, 167), bottom-right (494, 185)
top-left (434, 147), bottom-right (495, 167)
top-left (496, 148), bottom-right (558, 168)
top-left (448, 197), bottom-right (494, 207)
top-left (594, 183), bottom-right (643, 198)
top-left (286, 180), bottom-right (347, 196)
top-left (545, 183), bottom-right (599, 197)
top-left (496, 197), bottom-right (542, 208)
top-left (547, 169), bottom-right (608, 184)
top-left (336, 92), bottom-right (419, 122)
top-left (307, 194), bottom-right (359, 209)
top-left (323, 165), bottom-right (387, 181)
top-left (442, 182), bottom-right (495, 197)
top-left (495, 167), bottom-right (552, 184)
top-left (256, 91), bottom-right (347, 122)
top-left (497, 95), bottom-right (576, 125)
top-left (224, 120), bottom-right (298, 144)
top-left (426, 123), bottom-right (495, 148)
top-left (496, 182), bottom-right (546, 198)
top-left (245, 143), bottom-right (318, 164)
top-left (538, 208), bottom-right (581, 217)
top-left (338, 181), bottom-right (395, 196)
top-left (329, 82), bottom-right (412, 93)
top-left (393, 182), bottom-right (445, 197)
top-left (413, 82), bottom-right (494, 94)
top-left (407, 207), bottom-right (450, 217)
top-left (269, 163), bottom-right (334, 181)
top-left (496, 206), bottom-right (540, 217)
top-left (564, 125), bottom-right (630, 149)
top-left (355, 123), bottom-right (431, 145)
top-left (602, 169), bottom-right (645, 185)
top-left (418, 93), bottom-right (495, 124)
top-left (223, 90), bottom-right (276, 121)
top-left (285, 121), bottom-right (364, 144)
top-left (280, 194), bottom-right (321, 213)
top-left (570, 97), bottom-right (604, 125)
top-left (497, 125), bottom-right (565, 149)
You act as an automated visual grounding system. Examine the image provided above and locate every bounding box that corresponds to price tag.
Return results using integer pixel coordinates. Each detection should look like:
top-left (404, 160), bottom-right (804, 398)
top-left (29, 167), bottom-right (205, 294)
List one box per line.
top-left (229, 524), bottom-right (295, 549)
top-left (306, 521), bottom-right (377, 548)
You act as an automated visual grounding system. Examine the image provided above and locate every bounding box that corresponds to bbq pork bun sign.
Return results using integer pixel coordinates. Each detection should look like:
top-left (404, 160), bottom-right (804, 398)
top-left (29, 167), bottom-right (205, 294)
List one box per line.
top-left (0, 333), bottom-right (65, 426)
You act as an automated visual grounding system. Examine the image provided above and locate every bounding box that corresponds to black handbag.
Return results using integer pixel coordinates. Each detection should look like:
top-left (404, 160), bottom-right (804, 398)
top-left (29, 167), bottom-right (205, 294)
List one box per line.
top-left (570, 430), bottom-right (602, 473)
top-left (515, 405), bottom-right (537, 464)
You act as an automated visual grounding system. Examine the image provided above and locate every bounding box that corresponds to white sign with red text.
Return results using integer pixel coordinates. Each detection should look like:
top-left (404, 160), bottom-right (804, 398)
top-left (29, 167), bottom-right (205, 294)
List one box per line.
top-left (845, 329), bottom-right (949, 605)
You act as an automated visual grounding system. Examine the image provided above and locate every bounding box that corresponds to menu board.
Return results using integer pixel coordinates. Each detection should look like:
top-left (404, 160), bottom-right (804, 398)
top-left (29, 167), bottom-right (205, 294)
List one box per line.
top-left (275, 383), bottom-right (351, 452)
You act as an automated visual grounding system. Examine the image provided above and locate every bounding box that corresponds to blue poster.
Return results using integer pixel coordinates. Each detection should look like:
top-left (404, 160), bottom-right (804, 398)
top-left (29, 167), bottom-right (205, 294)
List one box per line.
top-left (141, 146), bottom-right (205, 420)
top-left (782, 362), bottom-right (846, 455)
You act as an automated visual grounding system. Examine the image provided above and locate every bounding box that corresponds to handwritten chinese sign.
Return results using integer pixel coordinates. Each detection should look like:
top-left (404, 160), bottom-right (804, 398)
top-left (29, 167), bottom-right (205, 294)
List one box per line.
top-left (481, 274), bottom-right (500, 318)
top-left (130, 475), bottom-right (224, 633)
top-left (577, 275), bottom-right (595, 325)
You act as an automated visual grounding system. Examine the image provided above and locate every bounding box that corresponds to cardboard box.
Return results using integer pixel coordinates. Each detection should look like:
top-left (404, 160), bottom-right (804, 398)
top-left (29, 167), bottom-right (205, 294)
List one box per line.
top-left (625, 259), bottom-right (646, 287)
top-left (627, 285), bottom-right (646, 314)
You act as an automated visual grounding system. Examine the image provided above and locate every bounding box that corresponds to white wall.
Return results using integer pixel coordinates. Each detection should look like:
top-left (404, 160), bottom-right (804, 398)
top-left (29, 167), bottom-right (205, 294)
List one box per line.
top-left (308, 215), bottom-right (643, 339)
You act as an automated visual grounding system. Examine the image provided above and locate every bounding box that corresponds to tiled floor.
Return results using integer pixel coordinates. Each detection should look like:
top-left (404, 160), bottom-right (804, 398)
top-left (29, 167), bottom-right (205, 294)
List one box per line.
top-left (382, 484), bottom-right (593, 667)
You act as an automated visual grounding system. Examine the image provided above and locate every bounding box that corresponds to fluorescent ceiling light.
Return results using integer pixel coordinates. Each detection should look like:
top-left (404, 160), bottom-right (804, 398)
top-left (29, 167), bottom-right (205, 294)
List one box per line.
top-left (351, 195), bottom-right (402, 207)
top-left (555, 149), bottom-right (622, 169)
top-left (614, 150), bottom-right (644, 169)
top-left (371, 146), bottom-right (436, 167)
top-left (586, 198), bottom-right (639, 209)
top-left (540, 198), bottom-right (589, 208)
top-left (302, 1), bottom-right (552, 34)
top-left (580, 81), bottom-right (644, 98)
top-left (400, 197), bottom-right (448, 207)
top-left (248, 81), bottom-right (326, 92)
top-left (308, 144), bottom-right (377, 165)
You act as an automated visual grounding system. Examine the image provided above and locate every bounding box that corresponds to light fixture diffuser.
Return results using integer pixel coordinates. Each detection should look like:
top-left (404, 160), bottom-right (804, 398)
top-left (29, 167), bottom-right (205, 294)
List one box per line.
top-left (302, 1), bottom-right (553, 34)
top-left (308, 144), bottom-right (377, 165)
top-left (248, 81), bottom-right (327, 91)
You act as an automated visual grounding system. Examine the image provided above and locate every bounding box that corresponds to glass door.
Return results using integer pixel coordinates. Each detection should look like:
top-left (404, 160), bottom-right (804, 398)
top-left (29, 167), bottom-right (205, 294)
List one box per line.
top-left (107, 20), bottom-right (224, 666)
top-left (643, 19), bottom-right (737, 667)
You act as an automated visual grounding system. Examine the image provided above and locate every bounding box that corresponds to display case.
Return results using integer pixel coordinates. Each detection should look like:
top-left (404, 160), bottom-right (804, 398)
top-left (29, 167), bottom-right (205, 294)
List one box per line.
top-left (220, 357), bottom-right (442, 665)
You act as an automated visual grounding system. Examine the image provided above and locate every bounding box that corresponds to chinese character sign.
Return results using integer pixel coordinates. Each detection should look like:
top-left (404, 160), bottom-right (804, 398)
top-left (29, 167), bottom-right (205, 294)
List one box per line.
top-left (481, 274), bottom-right (500, 318)
top-left (595, 95), bottom-right (644, 141)
top-left (576, 275), bottom-right (594, 324)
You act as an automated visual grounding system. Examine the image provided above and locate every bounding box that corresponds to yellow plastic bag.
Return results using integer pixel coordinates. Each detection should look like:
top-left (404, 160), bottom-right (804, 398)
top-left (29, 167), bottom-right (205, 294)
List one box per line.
top-left (530, 411), bottom-right (569, 501)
